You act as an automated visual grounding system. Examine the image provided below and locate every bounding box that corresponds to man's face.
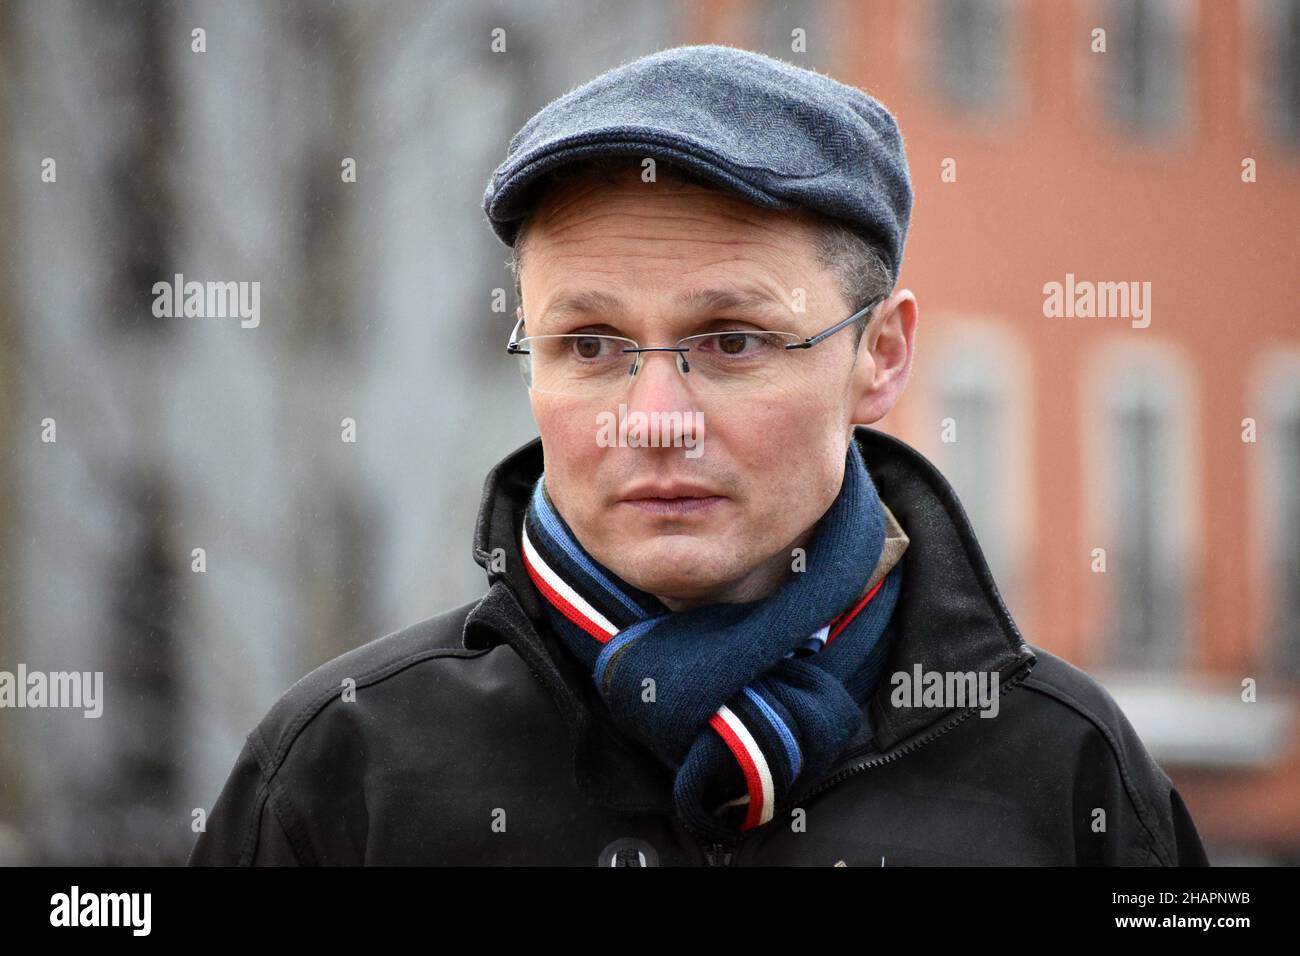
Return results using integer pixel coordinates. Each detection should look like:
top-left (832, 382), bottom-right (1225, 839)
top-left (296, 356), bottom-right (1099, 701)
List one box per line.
top-left (518, 167), bottom-right (911, 611)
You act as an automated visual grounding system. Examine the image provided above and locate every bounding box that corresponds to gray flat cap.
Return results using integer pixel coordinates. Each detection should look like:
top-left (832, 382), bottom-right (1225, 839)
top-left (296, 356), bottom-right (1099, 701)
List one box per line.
top-left (482, 43), bottom-right (913, 282)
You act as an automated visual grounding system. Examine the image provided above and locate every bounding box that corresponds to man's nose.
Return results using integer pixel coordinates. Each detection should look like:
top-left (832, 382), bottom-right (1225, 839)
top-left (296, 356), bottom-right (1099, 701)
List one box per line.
top-left (626, 350), bottom-right (692, 409)
top-left (623, 351), bottom-right (706, 439)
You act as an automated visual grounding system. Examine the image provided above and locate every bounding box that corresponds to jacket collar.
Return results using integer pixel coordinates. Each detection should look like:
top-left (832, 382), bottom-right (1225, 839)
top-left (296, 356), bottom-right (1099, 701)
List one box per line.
top-left (463, 425), bottom-right (1036, 814)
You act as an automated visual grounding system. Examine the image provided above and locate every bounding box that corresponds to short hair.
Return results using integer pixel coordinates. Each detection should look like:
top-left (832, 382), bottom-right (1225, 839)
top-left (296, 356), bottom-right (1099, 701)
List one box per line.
top-left (507, 155), bottom-right (893, 349)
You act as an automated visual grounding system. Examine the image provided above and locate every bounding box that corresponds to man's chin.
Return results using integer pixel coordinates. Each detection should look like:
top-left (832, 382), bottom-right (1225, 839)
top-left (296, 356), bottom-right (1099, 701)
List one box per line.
top-left (604, 537), bottom-right (729, 597)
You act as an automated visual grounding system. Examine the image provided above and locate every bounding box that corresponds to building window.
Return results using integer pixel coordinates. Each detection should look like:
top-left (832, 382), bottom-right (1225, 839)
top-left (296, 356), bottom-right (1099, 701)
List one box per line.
top-left (1251, 354), bottom-right (1300, 676)
top-left (1105, 0), bottom-right (1190, 136)
top-left (1263, 0), bottom-right (1300, 146)
top-left (933, 0), bottom-right (1012, 115)
top-left (1089, 348), bottom-right (1197, 669)
top-left (928, 323), bottom-right (1030, 614)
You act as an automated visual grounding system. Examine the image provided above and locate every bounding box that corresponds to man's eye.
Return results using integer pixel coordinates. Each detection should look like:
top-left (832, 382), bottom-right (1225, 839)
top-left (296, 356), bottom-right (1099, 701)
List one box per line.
top-left (705, 331), bottom-right (778, 355)
top-left (717, 332), bottom-right (751, 354)
top-left (571, 336), bottom-right (608, 359)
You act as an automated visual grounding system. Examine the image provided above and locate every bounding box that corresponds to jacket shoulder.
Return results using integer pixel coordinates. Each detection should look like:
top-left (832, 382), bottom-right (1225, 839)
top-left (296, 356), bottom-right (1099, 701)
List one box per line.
top-left (253, 596), bottom-right (487, 771)
top-left (1021, 647), bottom-right (1165, 789)
top-left (1018, 646), bottom-right (1210, 865)
top-left (187, 596), bottom-right (490, 865)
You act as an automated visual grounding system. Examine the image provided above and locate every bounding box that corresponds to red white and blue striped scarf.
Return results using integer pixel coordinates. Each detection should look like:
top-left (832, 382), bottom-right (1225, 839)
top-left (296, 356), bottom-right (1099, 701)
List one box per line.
top-left (520, 441), bottom-right (904, 843)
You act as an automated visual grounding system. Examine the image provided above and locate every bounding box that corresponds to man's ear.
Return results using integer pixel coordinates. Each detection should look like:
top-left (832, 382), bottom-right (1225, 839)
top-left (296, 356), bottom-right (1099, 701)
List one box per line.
top-left (848, 290), bottom-right (917, 426)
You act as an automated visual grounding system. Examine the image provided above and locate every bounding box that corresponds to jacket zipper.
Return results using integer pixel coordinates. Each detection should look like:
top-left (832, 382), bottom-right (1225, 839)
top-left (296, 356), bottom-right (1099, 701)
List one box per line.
top-left (702, 841), bottom-right (737, 866)
top-left (797, 657), bottom-right (1037, 804)
top-left (691, 659), bottom-right (1034, 864)
top-left (687, 820), bottom-right (742, 866)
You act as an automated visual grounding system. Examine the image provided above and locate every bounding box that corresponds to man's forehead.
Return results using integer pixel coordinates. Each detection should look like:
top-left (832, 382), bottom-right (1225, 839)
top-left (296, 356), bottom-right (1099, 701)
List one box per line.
top-left (533, 171), bottom-right (811, 243)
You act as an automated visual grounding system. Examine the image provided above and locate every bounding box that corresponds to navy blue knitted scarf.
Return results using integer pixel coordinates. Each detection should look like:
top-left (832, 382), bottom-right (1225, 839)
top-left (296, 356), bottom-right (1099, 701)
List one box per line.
top-left (520, 441), bottom-right (902, 842)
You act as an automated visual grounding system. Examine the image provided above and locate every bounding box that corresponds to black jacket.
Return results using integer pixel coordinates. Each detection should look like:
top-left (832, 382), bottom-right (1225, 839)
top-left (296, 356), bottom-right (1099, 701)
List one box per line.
top-left (188, 426), bottom-right (1211, 866)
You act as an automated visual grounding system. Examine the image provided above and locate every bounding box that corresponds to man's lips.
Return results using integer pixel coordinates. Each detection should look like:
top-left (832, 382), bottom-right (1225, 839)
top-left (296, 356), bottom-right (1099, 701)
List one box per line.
top-left (619, 481), bottom-right (720, 500)
top-left (619, 495), bottom-right (726, 516)
top-left (617, 483), bottom-right (727, 517)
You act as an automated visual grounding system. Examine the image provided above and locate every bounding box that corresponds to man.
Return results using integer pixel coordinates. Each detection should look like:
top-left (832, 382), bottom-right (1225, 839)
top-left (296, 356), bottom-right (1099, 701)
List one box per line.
top-left (189, 44), bottom-right (1209, 866)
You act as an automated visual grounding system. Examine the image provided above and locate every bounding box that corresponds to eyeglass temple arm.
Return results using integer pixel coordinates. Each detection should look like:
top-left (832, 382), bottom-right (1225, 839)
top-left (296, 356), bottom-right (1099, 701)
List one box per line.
top-left (506, 316), bottom-right (528, 354)
top-left (785, 295), bottom-right (887, 350)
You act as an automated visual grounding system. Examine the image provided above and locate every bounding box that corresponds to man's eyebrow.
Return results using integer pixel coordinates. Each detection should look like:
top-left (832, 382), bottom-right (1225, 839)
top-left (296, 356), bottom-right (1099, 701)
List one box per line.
top-left (541, 287), bottom-right (790, 323)
top-left (675, 287), bottom-right (790, 317)
top-left (542, 289), bottom-right (625, 321)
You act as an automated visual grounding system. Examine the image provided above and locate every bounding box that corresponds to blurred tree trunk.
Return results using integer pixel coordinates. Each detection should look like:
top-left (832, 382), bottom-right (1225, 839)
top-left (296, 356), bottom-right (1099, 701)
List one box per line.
top-left (0, 0), bottom-right (27, 843)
